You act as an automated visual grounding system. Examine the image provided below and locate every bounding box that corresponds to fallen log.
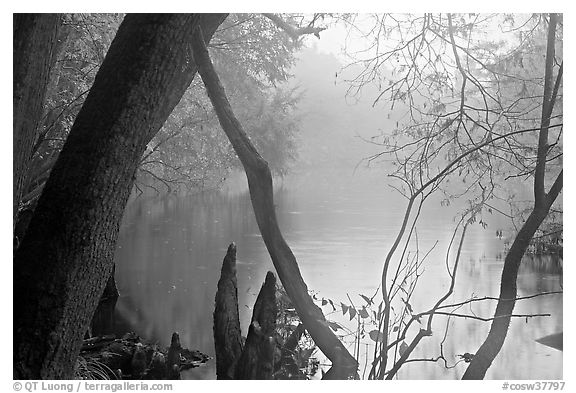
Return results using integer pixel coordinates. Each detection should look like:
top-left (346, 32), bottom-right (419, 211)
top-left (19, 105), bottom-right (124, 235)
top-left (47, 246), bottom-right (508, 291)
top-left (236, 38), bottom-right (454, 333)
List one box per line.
top-left (79, 332), bottom-right (209, 379)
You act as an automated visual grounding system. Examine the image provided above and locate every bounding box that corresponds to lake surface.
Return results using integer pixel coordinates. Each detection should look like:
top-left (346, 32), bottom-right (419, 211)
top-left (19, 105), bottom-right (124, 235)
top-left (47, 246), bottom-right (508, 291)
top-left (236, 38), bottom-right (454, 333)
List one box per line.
top-left (113, 168), bottom-right (563, 379)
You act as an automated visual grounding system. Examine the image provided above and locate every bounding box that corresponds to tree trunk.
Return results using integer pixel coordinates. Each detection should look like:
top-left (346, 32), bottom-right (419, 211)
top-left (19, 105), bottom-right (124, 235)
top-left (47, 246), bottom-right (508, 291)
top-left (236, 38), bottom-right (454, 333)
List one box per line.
top-left (191, 27), bottom-right (358, 377)
top-left (213, 243), bottom-right (243, 379)
top-left (462, 14), bottom-right (562, 379)
top-left (13, 14), bottom-right (227, 379)
top-left (13, 14), bottom-right (60, 225)
top-left (235, 271), bottom-right (278, 380)
top-left (462, 205), bottom-right (559, 379)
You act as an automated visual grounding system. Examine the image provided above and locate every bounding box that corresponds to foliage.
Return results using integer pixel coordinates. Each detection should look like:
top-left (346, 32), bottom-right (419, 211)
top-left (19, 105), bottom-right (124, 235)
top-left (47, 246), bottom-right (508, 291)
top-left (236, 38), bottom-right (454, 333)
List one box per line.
top-left (21, 13), bottom-right (307, 207)
top-left (210, 14), bottom-right (301, 85)
top-left (138, 71), bottom-right (302, 194)
top-left (274, 285), bottom-right (320, 379)
top-left (130, 14), bottom-right (305, 193)
top-left (21, 14), bottom-right (122, 211)
top-left (74, 356), bottom-right (114, 380)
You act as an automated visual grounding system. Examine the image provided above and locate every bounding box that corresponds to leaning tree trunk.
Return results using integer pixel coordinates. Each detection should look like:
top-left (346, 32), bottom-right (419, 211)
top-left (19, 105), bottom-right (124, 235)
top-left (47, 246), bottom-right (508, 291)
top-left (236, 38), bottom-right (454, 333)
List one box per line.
top-left (13, 14), bottom-right (227, 380)
top-left (462, 14), bottom-right (562, 379)
top-left (13, 14), bottom-right (60, 225)
top-left (191, 27), bottom-right (358, 377)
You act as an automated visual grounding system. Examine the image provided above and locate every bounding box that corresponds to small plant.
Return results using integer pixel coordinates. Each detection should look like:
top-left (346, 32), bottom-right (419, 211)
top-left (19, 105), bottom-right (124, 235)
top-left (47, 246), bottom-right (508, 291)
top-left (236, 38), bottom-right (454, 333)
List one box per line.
top-left (74, 356), bottom-right (115, 380)
top-left (275, 284), bottom-right (320, 379)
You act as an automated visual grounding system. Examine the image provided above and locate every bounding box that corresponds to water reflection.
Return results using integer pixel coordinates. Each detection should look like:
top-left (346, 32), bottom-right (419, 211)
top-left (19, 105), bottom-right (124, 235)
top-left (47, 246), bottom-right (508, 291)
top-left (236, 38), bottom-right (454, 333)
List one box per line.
top-left (113, 169), bottom-right (562, 379)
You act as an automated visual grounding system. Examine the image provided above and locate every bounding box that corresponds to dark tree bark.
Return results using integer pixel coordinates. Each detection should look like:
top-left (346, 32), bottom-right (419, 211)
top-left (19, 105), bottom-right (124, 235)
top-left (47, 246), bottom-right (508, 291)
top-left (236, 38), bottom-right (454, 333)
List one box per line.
top-left (213, 243), bottom-right (243, 379)
top-left (90, 265), bottom-right (120, 337)
top-left (13, 14), bottom-right (227, 379)
top-left (462, 14), bottom-right (562, 379)
top-left (191, 27), bottom-right (358, 377)
top-left (235, 271), bottom-right (278, 380)
top-left (13, 14), bottom-right (61, 225)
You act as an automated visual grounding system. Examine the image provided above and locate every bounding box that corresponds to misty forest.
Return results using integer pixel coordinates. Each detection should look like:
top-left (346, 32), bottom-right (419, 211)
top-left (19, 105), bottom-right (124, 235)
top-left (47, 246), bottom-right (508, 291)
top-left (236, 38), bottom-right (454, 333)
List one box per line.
top-left (13, 13), bottom-right (563, 380)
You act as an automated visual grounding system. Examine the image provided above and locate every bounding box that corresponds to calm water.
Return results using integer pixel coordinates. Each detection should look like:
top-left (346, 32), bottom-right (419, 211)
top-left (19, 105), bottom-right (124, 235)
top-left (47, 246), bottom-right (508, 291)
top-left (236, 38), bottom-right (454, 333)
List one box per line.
top-left (113, 168), bottom-right (562, 379)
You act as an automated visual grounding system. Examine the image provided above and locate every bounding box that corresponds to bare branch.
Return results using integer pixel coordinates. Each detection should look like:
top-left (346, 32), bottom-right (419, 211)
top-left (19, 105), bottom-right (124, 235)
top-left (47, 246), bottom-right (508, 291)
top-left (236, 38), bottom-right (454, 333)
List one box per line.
top-left (262, 13), bottom-right (326, 40)
top-left (423, 311), bottom-right (550, 322)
